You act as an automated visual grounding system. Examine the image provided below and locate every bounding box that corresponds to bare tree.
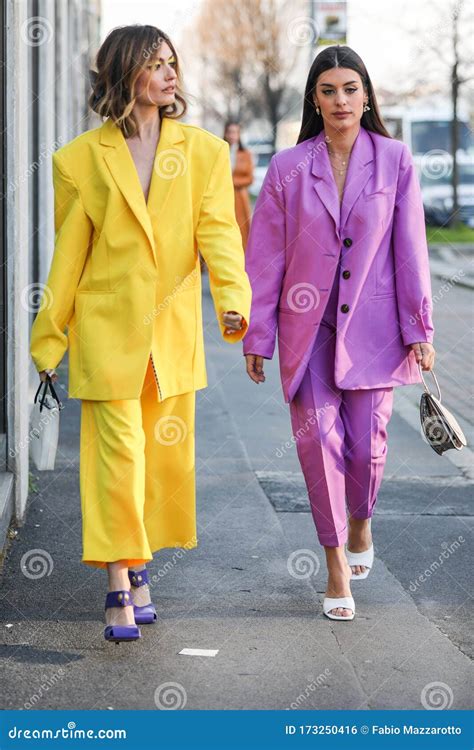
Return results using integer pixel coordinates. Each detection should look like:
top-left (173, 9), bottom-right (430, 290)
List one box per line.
top-left (191, 0), bottom-right (303, 149)
top-left (405, 0), bottom-right (473, 226)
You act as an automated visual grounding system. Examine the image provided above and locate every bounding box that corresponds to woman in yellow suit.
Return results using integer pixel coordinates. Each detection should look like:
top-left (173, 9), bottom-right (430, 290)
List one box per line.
top-left (29, 25), bottom-right (251, 643)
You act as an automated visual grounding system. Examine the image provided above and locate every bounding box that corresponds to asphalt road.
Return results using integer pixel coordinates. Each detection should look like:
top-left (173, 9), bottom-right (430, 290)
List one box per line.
top-left (0, 268), bottom-right (471, 711)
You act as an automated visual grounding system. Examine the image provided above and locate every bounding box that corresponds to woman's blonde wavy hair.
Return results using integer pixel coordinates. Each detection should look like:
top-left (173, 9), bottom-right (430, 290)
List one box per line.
top-left (88, 24), bottom-right (187, 138)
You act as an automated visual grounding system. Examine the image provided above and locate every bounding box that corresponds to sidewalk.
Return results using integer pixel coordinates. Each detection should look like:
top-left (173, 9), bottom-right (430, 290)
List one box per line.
top-left (0, 273), bottom-right (471, 711)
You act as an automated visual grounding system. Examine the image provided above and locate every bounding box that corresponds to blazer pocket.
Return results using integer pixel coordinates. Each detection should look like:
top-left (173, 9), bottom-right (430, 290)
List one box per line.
top-left (364, 183), bottom-right (397, 199)
top-left (76, 289), bottom-right (116, 295)
top-left (371, 290), bottom-right (397, 299)
top-left (353, 184), bottom-right (397, 227)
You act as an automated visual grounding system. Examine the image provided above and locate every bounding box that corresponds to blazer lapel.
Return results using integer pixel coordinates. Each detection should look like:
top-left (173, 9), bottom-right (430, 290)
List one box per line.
top-left (311, 130), bottom-right (340, 233)
top-left (100, 116), bottom-right (185, 266)
top-left (310, 126), bottom-right (374, 235)
top-left (339, 126), bottom-right (374, 229)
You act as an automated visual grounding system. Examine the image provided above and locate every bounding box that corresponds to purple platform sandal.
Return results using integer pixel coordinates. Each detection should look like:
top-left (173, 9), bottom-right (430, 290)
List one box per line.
top-left (104, 589), bottom-right (142, 643)
top-left (128, 568), bottom-right (157, 624)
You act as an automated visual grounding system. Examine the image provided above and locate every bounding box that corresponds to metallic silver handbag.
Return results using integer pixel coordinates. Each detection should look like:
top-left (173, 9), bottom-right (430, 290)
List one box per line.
top-left (419, 364), bottom-right (467, 454)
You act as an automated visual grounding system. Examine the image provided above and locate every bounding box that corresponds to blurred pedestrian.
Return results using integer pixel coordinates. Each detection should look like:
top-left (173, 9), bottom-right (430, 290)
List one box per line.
top-left (224, 121), bottom-right (254, 249)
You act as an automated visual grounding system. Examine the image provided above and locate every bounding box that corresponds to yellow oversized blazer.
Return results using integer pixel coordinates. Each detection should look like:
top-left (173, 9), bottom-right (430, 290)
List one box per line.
top-left (30, 116), bottom-right (252, 400)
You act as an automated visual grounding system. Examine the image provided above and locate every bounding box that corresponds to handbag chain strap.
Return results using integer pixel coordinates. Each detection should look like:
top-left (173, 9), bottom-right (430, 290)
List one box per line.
top-left (418, 363), bottom-right (441, 401)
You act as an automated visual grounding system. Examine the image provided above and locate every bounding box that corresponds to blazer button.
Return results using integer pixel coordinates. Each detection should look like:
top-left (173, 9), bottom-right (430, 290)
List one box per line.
top-left (340, 303), bottom-right (350, 313)
top-left (342, 270), bottom-right (351, 279)
top-left (343, 238), bottom-right (352, 247)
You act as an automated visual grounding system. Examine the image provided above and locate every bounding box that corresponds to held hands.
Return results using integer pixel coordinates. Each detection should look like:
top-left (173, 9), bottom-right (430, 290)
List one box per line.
top-left (39, 368), bottom-right (58, 383)
top-left (245, 354), bottom-right (265, 384)
top-left (223, 311), bottom-right (245, 335)
top-left (410, 342), bottom-right (435, 371)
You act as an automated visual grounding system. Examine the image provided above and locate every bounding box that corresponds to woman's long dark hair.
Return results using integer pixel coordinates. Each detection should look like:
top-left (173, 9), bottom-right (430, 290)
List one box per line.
top-left (223, 121), bottom-right (245, 151)
top-left (297, 45), bottom-right (391, 144)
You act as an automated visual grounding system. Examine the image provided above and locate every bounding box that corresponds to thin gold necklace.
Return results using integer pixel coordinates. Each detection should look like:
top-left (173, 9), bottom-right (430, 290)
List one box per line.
top-left (328, 153), bottom-right (349, 175)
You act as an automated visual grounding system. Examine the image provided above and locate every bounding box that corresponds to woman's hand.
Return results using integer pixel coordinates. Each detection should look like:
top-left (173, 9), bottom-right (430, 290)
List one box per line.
top-left (39, 368), bottom-right (58, 383)
top-left (223, 311), bottom-right (245, 335)
top-left (245, 354), bottom-right (266, 384)
top-left (410, 342), bottom-right (435, 371)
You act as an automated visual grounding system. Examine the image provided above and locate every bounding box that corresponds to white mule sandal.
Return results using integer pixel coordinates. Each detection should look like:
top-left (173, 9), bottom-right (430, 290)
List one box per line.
top-left (346, 518), bottom-right (374, 580)
top-left (323, 596), bottom-right (355, 621)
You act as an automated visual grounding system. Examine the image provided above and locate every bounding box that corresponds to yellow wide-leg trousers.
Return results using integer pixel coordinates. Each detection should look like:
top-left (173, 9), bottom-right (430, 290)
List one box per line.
top-left (79, 355), bottom-right (197, 569)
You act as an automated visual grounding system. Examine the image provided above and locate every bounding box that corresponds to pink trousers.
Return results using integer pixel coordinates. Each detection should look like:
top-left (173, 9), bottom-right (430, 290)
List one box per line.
top-left (289, 321), bottom-right (394, 547)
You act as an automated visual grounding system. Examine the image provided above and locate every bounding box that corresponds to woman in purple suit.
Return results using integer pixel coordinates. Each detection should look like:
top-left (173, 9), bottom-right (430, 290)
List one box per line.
top-left (243, 46), bottom-right (435, 621)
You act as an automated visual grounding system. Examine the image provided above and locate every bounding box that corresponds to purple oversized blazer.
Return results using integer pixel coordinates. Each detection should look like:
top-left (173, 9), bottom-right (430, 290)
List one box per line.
top-left (242, 125), bottom-right (435, 403)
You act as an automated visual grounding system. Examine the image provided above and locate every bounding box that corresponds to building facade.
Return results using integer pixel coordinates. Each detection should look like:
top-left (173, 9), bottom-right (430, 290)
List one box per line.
top-left (0, 0), bottom-right (101, 557)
